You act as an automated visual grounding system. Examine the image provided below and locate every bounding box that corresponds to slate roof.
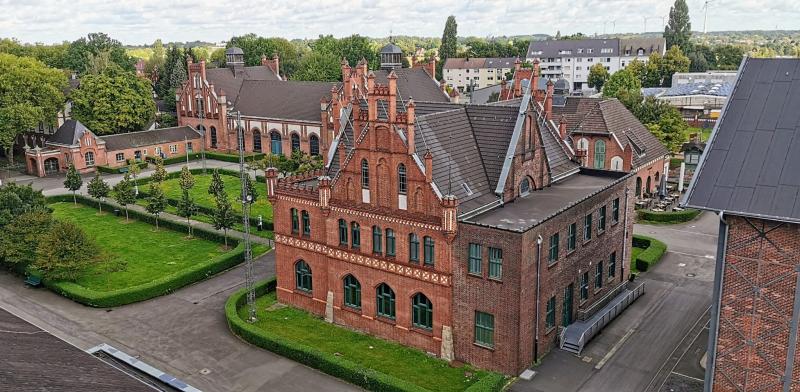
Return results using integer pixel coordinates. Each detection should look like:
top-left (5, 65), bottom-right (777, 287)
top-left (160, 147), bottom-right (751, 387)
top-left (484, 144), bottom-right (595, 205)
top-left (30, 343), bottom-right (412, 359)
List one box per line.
top-left (225, 47), bottom-right (244, 55)
top-left (205, 65), bottom-right (280, 104)
top-left (619, 38), bottom-right (665, 56)
top-left (684, 58), bottom-right (800, 223)
top-left (100, 126), bottom-right (200, 151)
top-left (380, 43), bottom-right (403, 54)
top-left (234, 80), bottom-right (338, 122)
top-left (48, 120), bottom-right (94, 147)
top-left (0, 308), bottom-right (154, 391)
top-left (528, 39), bottom-right (620, 58)
top-left (444, 57), bottom-right (517, 70)
top-left (661, 81), bottom-right (733, 97)
top-left (470, 84), bottom-right (502, 105)
top-left (373, 68), bottom-right (449, 102)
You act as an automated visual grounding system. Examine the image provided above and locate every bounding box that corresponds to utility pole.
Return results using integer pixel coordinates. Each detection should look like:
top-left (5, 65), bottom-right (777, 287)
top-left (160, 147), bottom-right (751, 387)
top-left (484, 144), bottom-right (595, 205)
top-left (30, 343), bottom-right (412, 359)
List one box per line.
top-left (236, 110), bottom-right (256, 322)
top-left (703, 0), bottom-right (713, 35)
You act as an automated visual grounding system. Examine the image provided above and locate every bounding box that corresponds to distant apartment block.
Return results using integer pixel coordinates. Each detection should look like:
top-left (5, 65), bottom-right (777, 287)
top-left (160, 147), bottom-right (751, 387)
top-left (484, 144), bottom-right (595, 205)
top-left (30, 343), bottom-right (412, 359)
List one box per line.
top-left (526, 38), bottom-right (665, 92)
top-left (443, 57), bottom-right (517, 92)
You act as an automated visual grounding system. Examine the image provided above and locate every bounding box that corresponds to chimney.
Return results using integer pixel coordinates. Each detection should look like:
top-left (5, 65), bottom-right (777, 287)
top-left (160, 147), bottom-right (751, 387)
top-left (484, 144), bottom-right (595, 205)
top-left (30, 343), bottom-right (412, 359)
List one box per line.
top-left (559, 115), bottom-right (567, 140)
top-left (367, 72), bottom-right (377, 121)
top-left (272, 53), bottom-right (280, 78)
top-left (342, 59), bottom-right (352, 101)
top-left (441, 195), bottom-right (459, 234)
top-left (406, 99), bottom-right (416, 155)
top-left (623, 144), bottom-right (633, 172)
top-left (514, 57), bottom-right (521, 73)
top-left (532, 59), bottom-right (540, 96)
top-left (330, 87), bottom-right (340, 129)
top-left (388, 70), bottom-right (398, 122)
top-left (426, 57), bottom-right (436, 78)
top-left (261, 54), bottom-right (268, 66)
top-left (359, 58), bottom-right (368, 79)
top-left (424, 150), bottom-right (433, 183)
top-left (545, 80), bottom-right (554, 120)
top-left (318, 176), bottom-right (332, 210)
top-left (265, 167), bottom-right (278, 198)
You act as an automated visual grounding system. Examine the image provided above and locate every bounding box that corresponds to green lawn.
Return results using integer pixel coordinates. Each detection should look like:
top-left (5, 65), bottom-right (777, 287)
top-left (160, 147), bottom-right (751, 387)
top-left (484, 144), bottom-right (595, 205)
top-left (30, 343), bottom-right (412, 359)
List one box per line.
top-left (241, 291), bottom-right (493, 392)
top-left (157, 203), bottom-right (274, 240)
top-left (52, 202), bottom-right (228, 291)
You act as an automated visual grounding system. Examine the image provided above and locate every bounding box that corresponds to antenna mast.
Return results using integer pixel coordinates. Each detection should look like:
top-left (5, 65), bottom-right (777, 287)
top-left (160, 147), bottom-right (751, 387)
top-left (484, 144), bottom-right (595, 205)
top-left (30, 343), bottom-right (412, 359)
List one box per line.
top-left (236, 110), bottom-right (257, 322)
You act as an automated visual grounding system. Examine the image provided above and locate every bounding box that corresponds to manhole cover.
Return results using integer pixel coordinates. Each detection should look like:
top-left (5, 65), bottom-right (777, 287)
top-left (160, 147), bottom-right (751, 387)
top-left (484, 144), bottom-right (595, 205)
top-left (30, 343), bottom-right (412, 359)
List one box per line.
top-left (686, 273), bottom-right (696, 277)
top-left (199, 368), bottom-right (211, 375)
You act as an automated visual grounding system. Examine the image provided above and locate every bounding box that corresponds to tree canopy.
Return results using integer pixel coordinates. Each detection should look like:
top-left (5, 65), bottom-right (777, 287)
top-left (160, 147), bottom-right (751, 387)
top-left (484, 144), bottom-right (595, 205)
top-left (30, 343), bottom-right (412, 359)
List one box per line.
top-left (227, 34), bottom-right (300, 76)
top-left (602, 68), bottom-right (641, 98)
top-left (65, 33), bottom-right (134, 74)
top-left (438, 15), bottom-right (458, 78)
top-left (588, 63), bottom-right (610, 92)
top-left (664, 0), bottom-right (692, 52)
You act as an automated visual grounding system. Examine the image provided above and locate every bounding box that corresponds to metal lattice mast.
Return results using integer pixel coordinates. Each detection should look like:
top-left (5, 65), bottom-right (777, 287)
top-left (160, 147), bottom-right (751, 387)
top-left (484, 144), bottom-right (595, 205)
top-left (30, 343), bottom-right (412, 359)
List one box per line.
top-left (236, 110), bottom-right (257, 322)
top-left (200, 107), bottom-right (207, 174)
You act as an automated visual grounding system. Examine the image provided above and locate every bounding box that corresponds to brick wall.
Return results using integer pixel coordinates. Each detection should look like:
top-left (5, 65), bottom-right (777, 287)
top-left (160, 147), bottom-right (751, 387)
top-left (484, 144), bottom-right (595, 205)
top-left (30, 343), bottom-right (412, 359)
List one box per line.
top-left (103, 137), bottom-right (202, 168)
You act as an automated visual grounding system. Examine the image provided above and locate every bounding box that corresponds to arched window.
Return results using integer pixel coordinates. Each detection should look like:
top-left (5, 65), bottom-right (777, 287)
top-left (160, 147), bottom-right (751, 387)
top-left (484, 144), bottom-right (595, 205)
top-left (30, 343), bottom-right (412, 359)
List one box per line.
top-left (361, 159), bottom-right (369, 189)
top-left (398, 164), bottom-right (407, 194)
top-left (372, 226), bottom-right (382, 254)
top-left (376, 283), bottom-right (395, 319)
top-left (210, 126), bottom-right (218, 148)
top-left (195, 97), bottom-right (204, 116)
top-left (423, 236), bottom-right (435, 266)
top-left (295, 260), bottom-right (312, 292)
top-left (385, 228), bottom-right (396, 257)
top-left (646, 176), bottom-right (652, 194)
top-left (610, 156), bottom-right (623, 171)
top-left (252, 129), bottom-right (262, 152)
top-left (637, 48), bottom-right (645, 56)
top-left (270, 131), bottom-right (282, 154)
top-left (193, 74), bottom-right (201, 89)
top-left (636, 177), bottom-right (642, 197)
top-left (301, 210), bottom-right (310, 236)
top-left (290, 208), bottom-right (299, 233)
top-left (309, 135), bottom-right (320, 156)
top-left (338, 219), bottom-right (348, 245)
top-left (655, 172), bottom-right (660, 182)
top-left (291, 133), bottom-right (300, 152)
top-left (351, 222), bottom-right (360, 248)
top-left (409, 233), bottom-right (420, 263)
top-left (84, 151), bottom-right (95, 167)
top-left (594, 140), bottom-right (606, 169)
top-left (343, 275), bottom-right (361, 309)
top-left (520, 178), bottom-right (531, 196)
top-left (412, 293), bottom-right (433, 330)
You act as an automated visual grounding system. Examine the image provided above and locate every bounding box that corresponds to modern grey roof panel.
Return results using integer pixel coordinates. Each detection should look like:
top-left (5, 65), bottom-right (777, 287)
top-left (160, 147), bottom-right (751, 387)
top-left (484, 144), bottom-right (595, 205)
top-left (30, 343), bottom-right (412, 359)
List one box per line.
top-left (660, 82), bottom-right (733, 97)
top-left (684, 57), bottom-right (800, 223)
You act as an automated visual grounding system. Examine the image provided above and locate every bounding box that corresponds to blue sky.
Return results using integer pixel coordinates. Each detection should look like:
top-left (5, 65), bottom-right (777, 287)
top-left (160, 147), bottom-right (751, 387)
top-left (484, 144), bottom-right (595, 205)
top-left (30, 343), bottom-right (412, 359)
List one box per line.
top-left (2, 0), bottom-right (798, 45)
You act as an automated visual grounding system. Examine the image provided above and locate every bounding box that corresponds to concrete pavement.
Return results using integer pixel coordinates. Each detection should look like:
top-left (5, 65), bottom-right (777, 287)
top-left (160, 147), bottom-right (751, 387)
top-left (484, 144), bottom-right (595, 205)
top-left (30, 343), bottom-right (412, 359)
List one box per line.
top-left (511, 212), bottom-right (717, 392)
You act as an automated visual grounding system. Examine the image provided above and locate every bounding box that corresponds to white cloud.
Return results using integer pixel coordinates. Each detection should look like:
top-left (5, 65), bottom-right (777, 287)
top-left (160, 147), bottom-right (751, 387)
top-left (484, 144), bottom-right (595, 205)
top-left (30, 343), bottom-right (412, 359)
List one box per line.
top-left (1, 0), bottom-right (798, 44)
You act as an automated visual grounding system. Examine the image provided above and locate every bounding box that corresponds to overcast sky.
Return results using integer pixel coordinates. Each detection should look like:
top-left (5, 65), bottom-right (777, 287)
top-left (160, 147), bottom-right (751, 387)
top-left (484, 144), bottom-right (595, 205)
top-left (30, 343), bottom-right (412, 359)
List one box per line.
top-left (2, 0), bottom-right (798, 45)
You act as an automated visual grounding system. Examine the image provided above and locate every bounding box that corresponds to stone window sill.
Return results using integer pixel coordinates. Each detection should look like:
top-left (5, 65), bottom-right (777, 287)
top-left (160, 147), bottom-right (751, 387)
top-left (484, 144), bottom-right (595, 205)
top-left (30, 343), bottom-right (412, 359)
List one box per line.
top-left (411, 326), bottom-right (434, 337)
top-left (341, 305), bottom-right (361, 315)
top-left (467, 272), bottom-right (484, 279)
top-left (376, 315), bottom-right (396, 326)
top-left (473, 342), bottom-right (495, 351)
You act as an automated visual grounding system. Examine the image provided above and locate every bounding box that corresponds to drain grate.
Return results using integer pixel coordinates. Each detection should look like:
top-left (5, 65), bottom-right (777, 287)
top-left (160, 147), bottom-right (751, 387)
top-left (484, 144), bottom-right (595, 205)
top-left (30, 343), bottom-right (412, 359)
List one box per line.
top-left (199, 368), bottom-right (211, 375)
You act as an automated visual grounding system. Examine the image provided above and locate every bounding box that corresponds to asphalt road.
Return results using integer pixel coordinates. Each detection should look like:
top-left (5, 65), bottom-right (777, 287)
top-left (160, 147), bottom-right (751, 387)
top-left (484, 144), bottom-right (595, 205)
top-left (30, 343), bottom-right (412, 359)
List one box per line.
top-left (511, 212), bottom-right (717, 392)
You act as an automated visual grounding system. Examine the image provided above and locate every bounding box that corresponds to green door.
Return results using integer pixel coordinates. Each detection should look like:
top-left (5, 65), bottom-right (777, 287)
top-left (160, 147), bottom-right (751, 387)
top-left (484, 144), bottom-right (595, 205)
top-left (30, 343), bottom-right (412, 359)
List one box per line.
top-left (562, 284), bottom-right (574, 326)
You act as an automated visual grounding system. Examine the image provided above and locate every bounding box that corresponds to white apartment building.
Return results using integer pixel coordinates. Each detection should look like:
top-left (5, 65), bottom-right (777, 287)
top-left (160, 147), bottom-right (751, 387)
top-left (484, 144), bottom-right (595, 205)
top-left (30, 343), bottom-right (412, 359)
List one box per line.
top-left (443, 57), bottom-right (517, 92)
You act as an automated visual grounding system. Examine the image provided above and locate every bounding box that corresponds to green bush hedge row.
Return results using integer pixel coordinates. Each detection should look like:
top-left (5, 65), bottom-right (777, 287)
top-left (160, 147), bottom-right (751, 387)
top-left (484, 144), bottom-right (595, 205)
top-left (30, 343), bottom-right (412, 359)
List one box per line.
top-left (632, 234), bottom-right (667, 272)
top-left (225, 279), bottom-right (506, 392)
top-left (145, 153), bottom-right (202, 166)
top-left (204, 151), bottom-right (266, 164)
top-left (96, 161), bottom-right (149, 174)
top-left (637, 208), bottom-right (700, 223)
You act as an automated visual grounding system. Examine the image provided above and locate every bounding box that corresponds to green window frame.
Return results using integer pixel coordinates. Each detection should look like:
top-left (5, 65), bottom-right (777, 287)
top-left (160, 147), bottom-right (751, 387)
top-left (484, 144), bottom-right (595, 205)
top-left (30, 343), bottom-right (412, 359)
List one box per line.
top-left (351, 222), bottom-right (360, 248)
top-left (595, 261), bottom-right (603, 289)
top-left (361, 159), bottom-right (369, 189)
top-left (580, 272), bottom-right (589, 301)
top-left (567, 223), bottom-right (577, 251)
top-left (594, 139), bottom-right (606, 169)
top-left (546, 296), bottom-right (556, 329)
top-left (295, 260), bottom-right (312, 292)
top-left (488, 247), bottom-right (503, 280)
top-left (385, 229), bottom-right (396, 257)
top-left (372, 226), bottom-right (382, 254)
top-left (376, 283), bottom-right (395, 319)
top-left (599, 206), bottom-right (606, 232)
top-left (474, 311), bottom-right (495, 348)
top-left (343, 274), bottom-right (361, 309)
top-left (301, 210), bottom-right (310, 236)
top-left (409, 233), bottom-right (420, 263)
top-left (412, 293), bottom-right (433, 330)
top-left (338, 219), bottom-right (348, 245)
top-left (584, 214), bottom-right (593, 241)
top-left (609, 251), bottom-right (616, 278)
top-left (423, 236), bottom-right (435, 266)
top-left (468, 243), bottom-right (482, 275)
top-left (549, 233), bottom-right (559, 263)
top-left (290, 208), bottom-right (299, 234)
top-left (612, 198), bottom-right (620, 223)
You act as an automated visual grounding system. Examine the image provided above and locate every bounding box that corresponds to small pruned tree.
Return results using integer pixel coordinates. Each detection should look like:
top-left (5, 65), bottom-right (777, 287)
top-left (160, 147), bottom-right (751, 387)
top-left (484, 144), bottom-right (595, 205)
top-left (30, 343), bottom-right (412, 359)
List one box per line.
top-left (128, 159), bottom-right (141, 196)
top-left (63, 163), bottom-right (83, 205)
top-left (176, 190), bottom-right (198, 236)
top-left (178, 165), bottom-right (195, 193)
top-left (112, 173), bottom-right (136, 221)
top-left (86, 171), bottom-right (110, 213)
top-left (145, 181), bottom-right (167, 230)
top-left (150, 156), bottom-right (168, 183)
top-left (208, 169), bottom-right (225, 197)
top-left (34, 220), bottom-right (105, 281)
top-left (212, 191), bottom-right (236, 247)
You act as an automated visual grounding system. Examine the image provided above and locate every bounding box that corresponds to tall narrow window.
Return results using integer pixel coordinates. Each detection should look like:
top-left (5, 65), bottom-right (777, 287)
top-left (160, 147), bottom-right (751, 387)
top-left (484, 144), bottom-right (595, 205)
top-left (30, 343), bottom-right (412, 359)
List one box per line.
top-left (252, 129), bottom-right (262, 152)
top-left (210, 126), bottom-right (218, 148)
top-left (412, 293), bottom-right (433, 330)
top-left (612, 198), bottom-right (620, 223)
top-left (423, 236), bottom-right (435, 266)
top-left (474, 311), bottom-right (494, 348)
top-left (409, 233), bottom-right (420, 263)
top-left (290, 208), bottom-right (299, 234)
top-left (609, 251), bottom-right (617, 278)
top-left (361, 159), bottom-right (369, 189)
top-left (309, 135), bottom-right (320, 156)
top-left (599, 206), bottom-right (607, 232)
top-left (291, 133), bottom-right (300, 152)
top-left (580, 272), bottom-right (589, 301)
top-left (488, 247), bottom-right (503, 279)
top-left (372, 226), bottom-right (382, 254)
top-left (546, 296), bottom-right (556, 329)
top-left (338, 219), bottom-right (348, 245)
top-left (595, 261), bottom-right (603, 289)
top-left (295, 260), bottom-right (312, 292)
top-left (343, 275), bottom-right (361, 309)
top-left (567, 222), bottom-right (577, 251)
top-left (468, 243), bottom-right (482, 275)
top-left (594, 140), bottom-right (606, 169)
top-left (351, 222), bottom-right (360, 248)
top-left (398, 164), bottom-right (407, 194)
top-left (376, 283), bottom-right (395, 319)
top-left (584, 214), bottom-right (593, 241)
top-left (301, 210), bottom-right (310, 236)
top-left (84, 151), bottom-right (95, 167)
top-left (385, 229), bottom-right (396, 257)
top-left (270, 131), bottom-right (282, 154)
top-left (549, 233), bottom-right (560, 263)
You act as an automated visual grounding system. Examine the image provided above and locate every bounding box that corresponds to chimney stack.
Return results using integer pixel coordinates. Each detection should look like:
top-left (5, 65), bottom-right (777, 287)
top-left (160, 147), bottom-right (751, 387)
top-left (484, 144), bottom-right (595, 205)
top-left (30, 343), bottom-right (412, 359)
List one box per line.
top-left (272, 53), bottom-right (280, 78)
top-left (406, 99), bottom-right (416, 155)
top-left (367, 72), bottom-right (377, 121)
top-left (559, 115), bottom-right (567, 140)
top-left (424, 150), bottom-right (433, 183)
top-left (545, 80), bottom-right (554, 120)
top-left (388, 70), bottom-right (398, 122)
top-left (532, 59), bottom-right (540, 97)
top-left (426, 57), bottom-right (436, 78)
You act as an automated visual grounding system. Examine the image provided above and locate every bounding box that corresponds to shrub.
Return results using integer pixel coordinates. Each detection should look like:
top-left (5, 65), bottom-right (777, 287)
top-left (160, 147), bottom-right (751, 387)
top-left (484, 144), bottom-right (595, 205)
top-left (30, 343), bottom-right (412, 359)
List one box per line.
top-left (637, 208), bottom-right (700, 223)
top-left (96, 161), bottom-right (149, 174)
top-left (204, 151), bottom-right (265, 164)
top-left (145, 153), bottom-right (201, 166)
top-left (632, 234), bottom-right (667, 272)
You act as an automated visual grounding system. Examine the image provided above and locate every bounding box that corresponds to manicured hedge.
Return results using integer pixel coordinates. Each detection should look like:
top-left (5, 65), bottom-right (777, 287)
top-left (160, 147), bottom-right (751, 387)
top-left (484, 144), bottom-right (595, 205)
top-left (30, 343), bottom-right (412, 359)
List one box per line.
top-left (637, 208), bottom-right (700, 223)
top-left (632, 234), bottom-right (667, 272)
top-left (145, 153), bottom-right (202, 166)
top-left (226, 280), bottom-right (505, 392)
top-left (204, 151), bottom-right (266, 164)
top-left (96, 161), bottom-right (149, 174)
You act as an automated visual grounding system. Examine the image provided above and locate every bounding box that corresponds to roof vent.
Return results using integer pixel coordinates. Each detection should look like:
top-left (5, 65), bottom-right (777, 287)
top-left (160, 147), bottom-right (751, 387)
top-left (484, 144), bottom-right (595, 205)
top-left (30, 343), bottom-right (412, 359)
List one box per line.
top-left (461, 183), bottom-right (474, 196)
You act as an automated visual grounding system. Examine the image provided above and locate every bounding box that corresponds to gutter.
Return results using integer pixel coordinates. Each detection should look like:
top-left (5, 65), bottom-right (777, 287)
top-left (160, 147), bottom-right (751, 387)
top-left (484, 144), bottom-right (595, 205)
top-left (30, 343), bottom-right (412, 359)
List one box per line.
top-left (704, 211), bottom-right (728, 392)
top-left (534, 235), bottom-right (543, 363)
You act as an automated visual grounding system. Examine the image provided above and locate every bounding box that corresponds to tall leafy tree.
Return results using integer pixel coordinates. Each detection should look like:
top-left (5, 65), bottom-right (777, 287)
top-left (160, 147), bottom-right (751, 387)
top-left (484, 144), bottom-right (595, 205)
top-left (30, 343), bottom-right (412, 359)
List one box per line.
top-left (208, 169), bottom-right (225, 197)
top-left (664, 0), bottom-right (692, 52)
top-left (63, 163), bottom-right (83, 205)
top-left (438, 15), bottom-right (458, 79)
top-left (178, 166), bottom-right (195, 193)
top-left (128, 159), bottom-right (142, 195)
top-left (659, 46), bottom-right (691, 87)
top-left (0, 211), bottom-right (52, 267)
top-left (714, 45), bottom-right (746, 70)
top-left (0, 53), bottom-right (66, 164)
top-left (243, 173), bottom-right (258, 204)
top-left (112, 173), bottom-right (136, 221)
top-left (0, 183), bottom-right (49, 227)
top-left (292, 52), bottom-right (341, 82)
top-left (65, 32), bottom-right (134, 74)
top-left (647, 109), bottom-right (689, 152)
top-left (602, 68), bottom-right (642, 99)
top-left (588, 63), bottom-right (610, 92)
top-left (168, 55), bottom-right (187, 91)
top-left (35, 220), bottom-right (104, 281)
top-left (212, 191), bottom-right (236, 247)
top-left (227, 34), bottom-right (300, 76)
top-left (70, 65), bottom-right (156, 134)
top-left (86, 171), bottom-right (110, 212)
top-left (145, 181), bottom-right (167, 230)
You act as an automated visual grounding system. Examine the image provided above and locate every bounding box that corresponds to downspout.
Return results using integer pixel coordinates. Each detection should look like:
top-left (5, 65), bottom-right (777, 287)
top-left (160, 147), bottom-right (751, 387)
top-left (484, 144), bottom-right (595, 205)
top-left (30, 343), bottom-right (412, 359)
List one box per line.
top-left (704, 211), bottom-right (728, 392)
top-left (621, 185), bottom-right (630, 283)
top-left (534, 235), bottom-right (543, 363)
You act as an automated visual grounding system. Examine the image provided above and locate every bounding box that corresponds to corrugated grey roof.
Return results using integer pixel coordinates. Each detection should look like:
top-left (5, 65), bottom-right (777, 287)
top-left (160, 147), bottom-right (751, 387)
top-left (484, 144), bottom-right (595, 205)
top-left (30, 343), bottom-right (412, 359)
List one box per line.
top-left (205, 65), bottom-right (280, 104)
top-left (470, 84), bottom-right (502, 105)
top-left (661, 81), bottom-right (733, 97)
top-left (684, 57), bottom-right (800, 223)
top-left (100, 126), bottom-right (201, 151)
top-left (466, 105), bottom-right (519, 189)
top-left (373, 68), bottom-right (449, 102)
top-left (528, 39), bottom-right (620, 58)
top-left (234, 80), bottom-right (337, 122)
top-left (48, 120), bottom-right (92, 146)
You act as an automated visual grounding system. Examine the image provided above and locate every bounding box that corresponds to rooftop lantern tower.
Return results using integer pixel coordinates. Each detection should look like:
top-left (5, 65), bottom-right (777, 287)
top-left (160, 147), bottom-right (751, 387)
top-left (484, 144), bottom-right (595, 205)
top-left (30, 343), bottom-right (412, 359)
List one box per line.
top-left (379, 40), bottom-right (403, 70)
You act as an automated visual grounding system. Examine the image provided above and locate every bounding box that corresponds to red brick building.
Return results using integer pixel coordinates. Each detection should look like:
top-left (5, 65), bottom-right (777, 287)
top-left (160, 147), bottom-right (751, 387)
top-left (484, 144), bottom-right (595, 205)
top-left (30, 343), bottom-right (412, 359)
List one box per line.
top-left (176, 46), bottom-right (448, 160)
top-left (684, 58), bottom-right (800, 391)
top-left (269, 66), bottom-right (638, 375)
top-left (502, 60), bottom-right (669, 197)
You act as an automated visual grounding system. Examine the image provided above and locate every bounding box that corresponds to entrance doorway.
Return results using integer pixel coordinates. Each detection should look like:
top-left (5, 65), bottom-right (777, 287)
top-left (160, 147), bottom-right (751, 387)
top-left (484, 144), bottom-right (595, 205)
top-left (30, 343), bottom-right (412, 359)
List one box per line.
top-left (134, 150), bottom-right (142, 161)
top-left (562, 283), bottom-right (574, 327)
top-left (44, 158), bottom-right (59, 175)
